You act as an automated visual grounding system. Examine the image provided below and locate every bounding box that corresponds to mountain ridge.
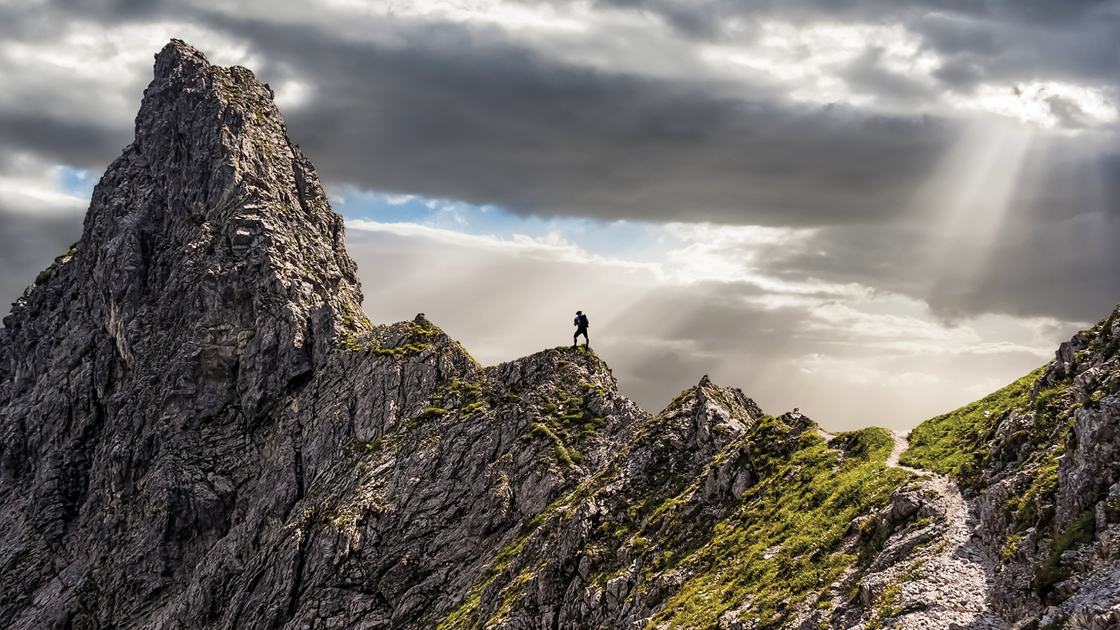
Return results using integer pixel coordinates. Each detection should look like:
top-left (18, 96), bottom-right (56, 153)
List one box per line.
top-left (2, 39), bottom-right (1120, 630)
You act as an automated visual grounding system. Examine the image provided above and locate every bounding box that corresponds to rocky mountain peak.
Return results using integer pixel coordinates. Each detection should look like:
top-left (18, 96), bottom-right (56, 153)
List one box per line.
top-left (5, 35), bottom-right (364, 419)
top-left (0, 40), bottom-right (375, 627)
top-left (152, 38), bottom-right (209, 81)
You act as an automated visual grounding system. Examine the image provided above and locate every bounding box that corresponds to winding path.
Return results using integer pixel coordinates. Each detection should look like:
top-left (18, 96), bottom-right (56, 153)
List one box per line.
top-left (886, 430), bottom-right (916, 470)
top-left (870, 430), bottom-right (1008, 630)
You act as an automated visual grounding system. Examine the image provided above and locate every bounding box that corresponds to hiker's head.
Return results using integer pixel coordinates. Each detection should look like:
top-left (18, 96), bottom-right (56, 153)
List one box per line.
top-left (576, 311), bottom-right (582, 315)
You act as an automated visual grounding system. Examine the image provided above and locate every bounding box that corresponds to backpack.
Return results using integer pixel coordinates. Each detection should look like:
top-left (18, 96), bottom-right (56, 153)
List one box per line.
top-left (579, 313), bottom-right (589, 328)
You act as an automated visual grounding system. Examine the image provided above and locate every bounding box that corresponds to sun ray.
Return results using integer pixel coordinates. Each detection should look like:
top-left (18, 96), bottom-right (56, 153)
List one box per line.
top-left (908, 120), bottom-right (1035, 303)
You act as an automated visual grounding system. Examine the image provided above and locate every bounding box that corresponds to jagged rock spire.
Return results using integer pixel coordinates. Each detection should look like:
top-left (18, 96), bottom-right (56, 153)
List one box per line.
top-left (0, 41), bottom-right (374, 627)
top-left (7, 38), bottom-right (366, 420)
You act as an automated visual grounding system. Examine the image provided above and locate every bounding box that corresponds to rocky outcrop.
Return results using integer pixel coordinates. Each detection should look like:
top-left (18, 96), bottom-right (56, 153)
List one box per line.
top-left (0, 39), bottom-right (367, 629)
top-left (1059, 397), bottom-right (1120, 529)
top-left (899, 304), bottom-right (1120, 629)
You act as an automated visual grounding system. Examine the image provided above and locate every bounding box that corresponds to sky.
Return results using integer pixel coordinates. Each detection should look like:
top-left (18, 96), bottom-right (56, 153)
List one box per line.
top-left (2, 0), bottom-right (1119, 430)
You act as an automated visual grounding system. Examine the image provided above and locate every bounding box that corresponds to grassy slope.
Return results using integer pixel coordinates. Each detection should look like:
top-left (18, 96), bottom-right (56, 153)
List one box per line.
top-left (899, 364), bottom-right (1086, 595)
top-left (899, 307), bottom-right (1120, 597)
top-left (900, 367), bottom-right (1044, 484)
top-left (437, 412), bottom-right (912, 630)
top-left (649, 426), bottom-right (910, 629)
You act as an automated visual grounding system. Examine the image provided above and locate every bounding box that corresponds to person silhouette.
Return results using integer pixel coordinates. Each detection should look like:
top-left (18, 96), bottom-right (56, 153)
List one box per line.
top-left (572, 310), bottom-right (589, 348)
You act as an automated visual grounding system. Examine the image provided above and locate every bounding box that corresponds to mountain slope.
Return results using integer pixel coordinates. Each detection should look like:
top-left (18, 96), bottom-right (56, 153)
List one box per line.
top-left (2, 40), bottom-right (1120, 630)
top-left (900, 308), bottom-right (1120, 629)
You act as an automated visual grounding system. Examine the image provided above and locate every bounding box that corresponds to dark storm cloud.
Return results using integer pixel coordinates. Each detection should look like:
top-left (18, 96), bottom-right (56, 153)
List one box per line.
top-left (0, 113), bottom-right (131, 171)
top-left (197, 17), bottom-right (957, 226)
top-left (763, 159), bottom-right (1120, 325)
top-left (925, 212), bottom-right (1120, 323)
top-left (3, 0), bottom-right (1115, 227)
top-left (0, 0), bottom-right (963, 226)
top-left (0, 209), bottom-right (84, 319)
top-left (839, 49), bottom-right (938, 103)
top-left (767, 218), bottom-right (1120, 325)
top-left (0, 4), bottom-right (144, 170)
top-left (571, 0), bottom-right (1120, 93)
top-left (33, 0), bottom-right (174, 22)
top-left (2, 0), bottom-right (1119, 328)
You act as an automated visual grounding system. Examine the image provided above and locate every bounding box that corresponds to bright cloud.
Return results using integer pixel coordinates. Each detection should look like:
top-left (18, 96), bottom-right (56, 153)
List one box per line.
top-left (346, 219), bottom-right (663, 273)
top-left (956, 81), bottom-right (1118, 129)
top-left (703, 21), bottom-right (940, 106)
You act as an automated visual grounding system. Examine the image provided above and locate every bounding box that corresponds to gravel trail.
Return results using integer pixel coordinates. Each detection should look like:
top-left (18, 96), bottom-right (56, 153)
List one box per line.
top-left (868, 431), bottom-right (1009, 629)
top-left (886, 430), bottom-right (917, 471)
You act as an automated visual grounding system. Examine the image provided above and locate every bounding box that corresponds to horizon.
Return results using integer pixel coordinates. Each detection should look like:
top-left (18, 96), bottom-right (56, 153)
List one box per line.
top-left (3, 1), bottom-right (1119, 431)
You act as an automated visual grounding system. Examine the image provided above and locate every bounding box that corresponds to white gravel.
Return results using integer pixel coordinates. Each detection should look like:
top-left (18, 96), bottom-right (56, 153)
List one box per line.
top-left (867, 431), bottom-right (1010, 630)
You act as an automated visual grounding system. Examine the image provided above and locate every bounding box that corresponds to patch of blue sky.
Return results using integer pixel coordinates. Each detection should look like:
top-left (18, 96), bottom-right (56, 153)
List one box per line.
top-left (327, 184), bottom-right (671, 262)
top-left (56, 166), bottom-right (96, 199)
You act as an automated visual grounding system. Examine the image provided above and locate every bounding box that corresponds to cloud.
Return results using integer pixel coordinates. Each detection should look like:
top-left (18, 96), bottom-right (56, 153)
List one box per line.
top-left (342, 220), bottom-right (1075, 430)
top-left (209, 16), bottom-right (952, 227)
top-left (4, 1), bottom-right (1117, 231)
top-left (0, 152), bottom-right (90, 316)
top-left (0, 0), bottom-right (1116, 431)
top-left (0, 208), bottom-right (84, 319)
top-left (347, 219), bottom-right (663, 272)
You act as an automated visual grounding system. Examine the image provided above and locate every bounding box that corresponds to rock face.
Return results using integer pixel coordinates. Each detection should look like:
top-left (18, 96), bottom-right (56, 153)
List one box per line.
top-left (0, 39), bottom-right (365, 628)
top-left (5, 39), bottom-right (1120, 630)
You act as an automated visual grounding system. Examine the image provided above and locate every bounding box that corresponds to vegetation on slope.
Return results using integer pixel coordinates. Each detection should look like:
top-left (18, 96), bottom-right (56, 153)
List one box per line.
top-left (646, 426), bottom-right (909, 629)
top-left (900, 367), bottom-right (1045, 486)
top-left (902, 305), bottom-right (1120, 600)
top-left (436, 391), bottom-right (914, 630)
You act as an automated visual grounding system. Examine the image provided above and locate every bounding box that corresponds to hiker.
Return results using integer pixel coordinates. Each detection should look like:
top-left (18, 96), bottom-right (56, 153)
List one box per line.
top-left (572, 310), bottom-right (589, 348)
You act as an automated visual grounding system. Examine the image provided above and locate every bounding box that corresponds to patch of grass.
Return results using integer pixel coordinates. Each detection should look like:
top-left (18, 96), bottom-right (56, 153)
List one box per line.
top-left (340, 301), bottom-right (372, 332)
top-left (349, 317), bottom-right (443, 355)
top-left (1013, 455), bottom-right (1060, 531)
top-left (999, 535), bottom-right (1022, 564)
top-left (419, 407), bottom-right (449, 420)
top-left (371, 343), bottom-right (429, 357)
top-left (901, 368), bottom-right (1045, 486)
top-left (901, 559), bottom-right (926, 582)
top-left (665, 387), bottom-right (698, 413)
top-left (1034, 509), bottom-right (1096, 597)
top-left (646, 427), bottom-right (911, 630)
top-left (460, 401), bottom-right (485, 416)
top-left (521, 385), bottom-right (607, 468)
top-left (867, 583), bottom-right (902, 630)
top-left (33, 243), bottom-right (78, 286)
top-left (405, 407), bottom-right (448, 429)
